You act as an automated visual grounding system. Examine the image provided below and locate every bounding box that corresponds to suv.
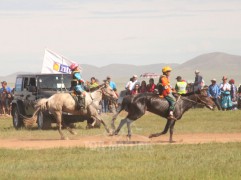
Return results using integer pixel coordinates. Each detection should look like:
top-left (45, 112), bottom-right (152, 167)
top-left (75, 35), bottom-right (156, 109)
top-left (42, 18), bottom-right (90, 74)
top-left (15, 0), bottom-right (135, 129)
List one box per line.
top-left (12, 73), bottom-right (91, 129)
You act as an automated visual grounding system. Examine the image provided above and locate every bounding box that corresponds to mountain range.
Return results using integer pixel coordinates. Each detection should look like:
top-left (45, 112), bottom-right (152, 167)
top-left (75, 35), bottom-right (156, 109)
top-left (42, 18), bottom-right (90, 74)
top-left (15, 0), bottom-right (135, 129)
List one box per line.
top-left (2, 52), bottom-right (241, 88)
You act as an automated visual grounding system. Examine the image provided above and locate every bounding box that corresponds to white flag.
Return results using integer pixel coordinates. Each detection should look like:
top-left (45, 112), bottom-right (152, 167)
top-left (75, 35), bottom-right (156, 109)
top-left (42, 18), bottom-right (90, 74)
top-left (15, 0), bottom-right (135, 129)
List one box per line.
top-left (41, 49), bottom-right (76, 74)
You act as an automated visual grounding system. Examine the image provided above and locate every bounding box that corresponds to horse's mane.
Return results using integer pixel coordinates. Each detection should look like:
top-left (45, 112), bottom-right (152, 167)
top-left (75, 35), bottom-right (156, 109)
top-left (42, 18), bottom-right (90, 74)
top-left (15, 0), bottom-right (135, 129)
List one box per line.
top-left (87, 83), bottom-right (105, 93)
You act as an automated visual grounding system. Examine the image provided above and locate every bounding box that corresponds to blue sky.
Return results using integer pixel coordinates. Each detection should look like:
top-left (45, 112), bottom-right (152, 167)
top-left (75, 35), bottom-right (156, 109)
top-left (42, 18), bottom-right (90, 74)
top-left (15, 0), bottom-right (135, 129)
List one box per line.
top-left (0, 0), bottom-right (241, 75)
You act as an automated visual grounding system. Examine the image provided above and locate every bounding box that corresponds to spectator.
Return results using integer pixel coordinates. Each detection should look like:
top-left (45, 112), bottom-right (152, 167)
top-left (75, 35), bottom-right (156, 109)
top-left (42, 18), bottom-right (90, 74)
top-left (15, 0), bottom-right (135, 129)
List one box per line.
top-left (125, 75), bottom-right (138, 94)
top-left (220, 76), bottom-right (232, 110)
top-left (207, 78), bottom-right (221, 110)
top-left (86, 77), bottom-right (99, 91)
top-left (0, 81), bottom-right (12, 94)
top-left (131, 84), bottom-right (140, 95)
top-left (146, 78), bottom-right (156, 93)
top-left (229, 79), bottom-right (237, 109)
top-left (175, 76), bottom-right (187, 94)
top-left (106, 76), bottom-right (117, 92)
top-left (193, 70), bottom-right (203, 92)
top-left (0, 81), bottom-right (12, 114)
top-left (139, 80), bottom-right (147, 93)
top-left (106, 76), bottom-right (118, 113)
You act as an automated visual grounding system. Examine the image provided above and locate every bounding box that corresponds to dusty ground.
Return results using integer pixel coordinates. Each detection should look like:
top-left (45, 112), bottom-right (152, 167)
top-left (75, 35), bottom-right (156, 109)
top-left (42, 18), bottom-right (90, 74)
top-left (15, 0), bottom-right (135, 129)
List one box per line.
top-left (0, 133), bottom-right (241, 149)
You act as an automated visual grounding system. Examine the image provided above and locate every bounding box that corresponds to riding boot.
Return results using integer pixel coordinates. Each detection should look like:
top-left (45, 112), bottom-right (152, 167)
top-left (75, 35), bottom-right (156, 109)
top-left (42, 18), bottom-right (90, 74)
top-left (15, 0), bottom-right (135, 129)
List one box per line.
top-left (77, 95), bottom-right (85, 109)
top-left (167, 111), bottom-right (176, 120)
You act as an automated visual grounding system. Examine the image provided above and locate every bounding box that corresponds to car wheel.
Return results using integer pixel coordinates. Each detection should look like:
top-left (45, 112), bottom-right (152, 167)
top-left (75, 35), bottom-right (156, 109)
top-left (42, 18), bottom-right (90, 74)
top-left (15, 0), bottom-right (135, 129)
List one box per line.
top-left (37, 111), bottom-right (44, 129)
top-left (37, 111), bottom-right (51, 130)
top-left (12, 107), bottom-right (23, 129)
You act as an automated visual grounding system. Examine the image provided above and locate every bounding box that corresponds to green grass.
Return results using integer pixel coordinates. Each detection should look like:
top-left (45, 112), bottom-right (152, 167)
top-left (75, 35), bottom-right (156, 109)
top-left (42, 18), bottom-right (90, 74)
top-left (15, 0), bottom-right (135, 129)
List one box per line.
top-left (0, 109), bottom-right (241, 179)
top-left (0, 143), bottom-right (241, 179)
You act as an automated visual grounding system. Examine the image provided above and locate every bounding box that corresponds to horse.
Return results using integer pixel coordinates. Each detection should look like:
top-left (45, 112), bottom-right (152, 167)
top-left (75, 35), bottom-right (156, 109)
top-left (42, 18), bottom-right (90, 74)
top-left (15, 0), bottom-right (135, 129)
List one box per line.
top-left (32, 83), bottom-right (118, 140)
top-left (110, 89), bottom-right (215, 142)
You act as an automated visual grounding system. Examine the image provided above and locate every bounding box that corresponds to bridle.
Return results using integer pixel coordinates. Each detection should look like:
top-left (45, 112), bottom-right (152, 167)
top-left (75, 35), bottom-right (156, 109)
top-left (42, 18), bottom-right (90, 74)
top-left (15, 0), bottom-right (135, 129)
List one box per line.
top-left (100, 85), bottom-right (118, 103)
top-left (180, 94), bottom-right (212, 107)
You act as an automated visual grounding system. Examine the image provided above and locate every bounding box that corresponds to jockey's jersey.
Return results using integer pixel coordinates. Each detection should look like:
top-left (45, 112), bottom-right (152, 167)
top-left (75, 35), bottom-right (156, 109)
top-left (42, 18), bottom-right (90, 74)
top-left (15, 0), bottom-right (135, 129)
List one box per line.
top-left (176, 81), bottom-right (187, 94)
top-left (72, 71), bottom-right (84, 85)
top-left (159, 75), bottom-right (172, 97)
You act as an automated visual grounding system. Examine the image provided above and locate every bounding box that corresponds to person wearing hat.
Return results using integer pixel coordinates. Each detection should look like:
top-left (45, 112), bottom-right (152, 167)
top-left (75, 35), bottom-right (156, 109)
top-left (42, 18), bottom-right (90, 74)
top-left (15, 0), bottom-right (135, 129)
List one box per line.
top-left (0, 81), bottom-right (12, 94)
top-left (69, 63), bottom-right (85, 109)
top-left (193, 69), bottom-right (203, 92)
top-left (175, 76), bottom-right (187, 94)
top-left (219, 76), bottom-right (232, 110)
top-left (207, 78), bottom-right (221, 110)
top-left (0, 81), bottom-right (13, 114)
top-left (157, 66), bottom-right (176, 120)
top-left (125, 75), bottom-right (138, 94)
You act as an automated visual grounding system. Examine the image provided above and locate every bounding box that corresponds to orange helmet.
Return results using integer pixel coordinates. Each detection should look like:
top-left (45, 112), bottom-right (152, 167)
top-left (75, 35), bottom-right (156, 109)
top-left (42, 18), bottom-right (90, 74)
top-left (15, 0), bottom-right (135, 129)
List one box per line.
top-left (69, 63), bottom-right (79, 71)
top-left (162, 66), bottom-right (172, 73)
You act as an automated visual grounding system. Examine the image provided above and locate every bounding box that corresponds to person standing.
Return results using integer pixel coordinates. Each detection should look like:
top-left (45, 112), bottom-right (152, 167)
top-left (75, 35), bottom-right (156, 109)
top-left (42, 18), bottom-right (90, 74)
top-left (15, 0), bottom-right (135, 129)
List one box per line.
top-left (207, 78), bottom-right (221, 110)
top-left (193, 70), bottom-right (203, 92)
top-left (86, 77), bottom-right (99, 91)
top-left (175, 76), bottom-right (187, 94)
top-left (158, 66), bottom-right (176, 119)
top-left (131, 84), bottom-right (140, 95)
top-left (69, 63), bottom-right (85, 109)
top-left (0, 81), bottom-right (12, 114)
top-left (106, 76), bottom-right (118, 113)
top-left (229, 79), bottom-right (237, 109)
top-left (139, 80), bottom-right (147, 93)
top-left (220, 76), bottom-right (232, 110)
top-left (125, 75), bottom-right (138, 95)
top-left (146, 78), bottom-right (156, 93)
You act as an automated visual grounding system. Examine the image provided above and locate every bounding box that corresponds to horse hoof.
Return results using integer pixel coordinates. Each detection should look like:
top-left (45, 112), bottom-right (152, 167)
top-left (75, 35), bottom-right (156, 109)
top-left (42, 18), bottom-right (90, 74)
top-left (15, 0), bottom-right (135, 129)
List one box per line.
top-left (61, 137), bottom-right (69, 140)
top-left (149, 134), bottom-right (154, 138)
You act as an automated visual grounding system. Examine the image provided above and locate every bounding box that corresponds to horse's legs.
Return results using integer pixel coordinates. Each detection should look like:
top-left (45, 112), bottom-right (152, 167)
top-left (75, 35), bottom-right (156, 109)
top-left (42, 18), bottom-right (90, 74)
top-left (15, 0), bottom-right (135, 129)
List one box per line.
top-left (169, 120), bottom-right (176, 143)
top-left (99, 118), bottom-right (110, 133)
top-left (114, 118), bottom-right (128, 135)
top-left (127, 118), bottom-right (133, 141)
top-left (149, 119), bottom-right (172, 138)
top-left (54, 111), bottom-right (67, 140)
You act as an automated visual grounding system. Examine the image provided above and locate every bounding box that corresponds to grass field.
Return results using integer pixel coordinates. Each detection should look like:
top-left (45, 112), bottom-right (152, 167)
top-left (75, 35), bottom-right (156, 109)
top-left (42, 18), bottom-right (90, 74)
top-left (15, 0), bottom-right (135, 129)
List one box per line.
top-left (0, 108), bottom-right (241, 179)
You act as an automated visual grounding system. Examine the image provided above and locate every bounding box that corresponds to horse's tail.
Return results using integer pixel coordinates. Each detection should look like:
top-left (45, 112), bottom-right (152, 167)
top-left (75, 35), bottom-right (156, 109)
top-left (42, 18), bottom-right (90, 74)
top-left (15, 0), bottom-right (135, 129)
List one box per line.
top-left (112, 95), bottom-right (133, 120)
top-left (35, 98), bottom-right (49, 111)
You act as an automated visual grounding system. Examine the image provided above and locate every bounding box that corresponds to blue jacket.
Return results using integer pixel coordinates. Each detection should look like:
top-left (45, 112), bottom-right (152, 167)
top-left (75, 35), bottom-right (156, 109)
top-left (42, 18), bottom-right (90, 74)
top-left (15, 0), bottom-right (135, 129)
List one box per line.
top-left (0, 87), bottom-right (12, 93)
top-left (109, 81), bottom-right (117, 91)
top-left (207, 84), bottom-right (221, 98)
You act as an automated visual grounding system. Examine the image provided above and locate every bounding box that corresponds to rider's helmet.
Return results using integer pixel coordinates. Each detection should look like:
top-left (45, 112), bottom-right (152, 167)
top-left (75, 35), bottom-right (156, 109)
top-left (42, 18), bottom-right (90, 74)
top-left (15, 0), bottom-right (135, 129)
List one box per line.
top-left (69, 63), bottom-right (79, 71)
top-left (162, 66), bottom-right (172, 73)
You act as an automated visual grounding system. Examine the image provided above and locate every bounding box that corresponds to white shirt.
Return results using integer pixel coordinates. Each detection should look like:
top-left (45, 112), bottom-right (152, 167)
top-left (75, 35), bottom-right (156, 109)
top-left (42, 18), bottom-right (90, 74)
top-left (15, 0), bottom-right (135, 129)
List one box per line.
top-left (219, 83), bottom-right (231, 91)
top-left (125, 80), bottom-right (138, 91)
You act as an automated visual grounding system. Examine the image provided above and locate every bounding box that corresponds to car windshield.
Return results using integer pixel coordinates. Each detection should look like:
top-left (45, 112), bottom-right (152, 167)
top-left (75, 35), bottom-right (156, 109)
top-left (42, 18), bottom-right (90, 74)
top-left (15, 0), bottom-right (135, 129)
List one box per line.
top-left (37, 74), bottom-right (72, 90)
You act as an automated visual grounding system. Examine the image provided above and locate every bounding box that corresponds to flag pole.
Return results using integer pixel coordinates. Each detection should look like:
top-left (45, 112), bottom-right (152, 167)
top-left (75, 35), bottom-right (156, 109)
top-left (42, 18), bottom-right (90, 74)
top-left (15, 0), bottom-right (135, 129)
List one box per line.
top-left (61, 56), bottom-right (64, 93)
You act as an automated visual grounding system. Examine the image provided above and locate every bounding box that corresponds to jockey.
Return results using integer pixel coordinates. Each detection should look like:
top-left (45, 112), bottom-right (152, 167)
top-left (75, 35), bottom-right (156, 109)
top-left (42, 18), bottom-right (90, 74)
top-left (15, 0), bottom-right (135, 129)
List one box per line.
top-left (70, 63), bottom-right (85, 109)
top-left (158, 66), bottom-right (176, 120)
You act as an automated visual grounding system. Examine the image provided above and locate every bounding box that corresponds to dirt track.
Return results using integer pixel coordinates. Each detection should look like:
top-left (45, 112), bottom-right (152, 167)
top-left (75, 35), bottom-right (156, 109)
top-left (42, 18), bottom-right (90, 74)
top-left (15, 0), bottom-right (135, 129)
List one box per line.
top-left (0, 133), bottom-right (241, 149)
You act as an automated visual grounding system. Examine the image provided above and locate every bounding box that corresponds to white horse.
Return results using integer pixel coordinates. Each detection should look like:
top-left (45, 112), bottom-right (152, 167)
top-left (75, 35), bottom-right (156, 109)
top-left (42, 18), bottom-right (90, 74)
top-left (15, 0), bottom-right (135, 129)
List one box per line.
top-left (33, 83), bottom-right (118, 140)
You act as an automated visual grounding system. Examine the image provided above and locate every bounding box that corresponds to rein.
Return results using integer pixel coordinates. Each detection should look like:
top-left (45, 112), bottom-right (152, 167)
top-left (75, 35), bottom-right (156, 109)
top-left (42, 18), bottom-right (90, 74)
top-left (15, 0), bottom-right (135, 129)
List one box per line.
top-left (181, 94), bottom-right (207, 106)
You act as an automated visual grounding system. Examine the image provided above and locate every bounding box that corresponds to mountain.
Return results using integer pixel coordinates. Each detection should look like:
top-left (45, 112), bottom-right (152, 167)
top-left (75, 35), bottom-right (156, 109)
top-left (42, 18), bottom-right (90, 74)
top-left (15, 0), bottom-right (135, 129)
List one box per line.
top-left (172, 52), bottom-right (241, 85)
top-left (2, 52), bottom-right (241, 88)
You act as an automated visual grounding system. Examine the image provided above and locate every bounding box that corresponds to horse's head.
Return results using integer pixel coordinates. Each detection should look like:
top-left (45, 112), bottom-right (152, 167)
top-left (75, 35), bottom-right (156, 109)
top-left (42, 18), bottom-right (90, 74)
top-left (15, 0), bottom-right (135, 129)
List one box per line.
top-left (195, 89), bottom-right (216, 110)
top-left (99, 83), bottom-right (118, 102)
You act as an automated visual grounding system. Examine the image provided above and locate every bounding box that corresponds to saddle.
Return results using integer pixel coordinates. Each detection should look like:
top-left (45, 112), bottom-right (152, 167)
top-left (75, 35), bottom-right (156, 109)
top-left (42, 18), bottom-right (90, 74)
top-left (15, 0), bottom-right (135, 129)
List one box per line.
top-left (70, 92), bottom-right (86, 110)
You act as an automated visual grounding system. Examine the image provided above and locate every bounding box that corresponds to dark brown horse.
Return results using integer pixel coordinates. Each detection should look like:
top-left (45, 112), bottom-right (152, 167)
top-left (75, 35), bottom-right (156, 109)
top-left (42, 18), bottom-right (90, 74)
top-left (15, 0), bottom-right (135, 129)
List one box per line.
top-left (110, 90), bottom-right (215, 142)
